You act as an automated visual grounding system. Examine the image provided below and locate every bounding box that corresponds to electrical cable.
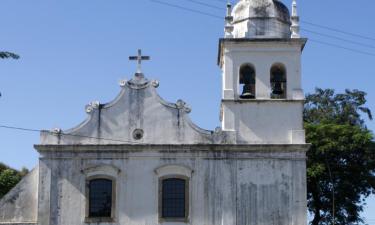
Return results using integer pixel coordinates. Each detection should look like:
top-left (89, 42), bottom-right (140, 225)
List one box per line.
top-left (150, 0), bottom-right (223, 19)
top-left (301, 20), bottom-right (375, 42)
top-left (183, 0), bottom-right (224, 10)
top-left (176, 0), bottom-right (375, 43)
top-left (308, 39), bottom-right (375, 57)
top-left (301, 28), bottom-right (375, 50)
top-left (150, 0), bottom-right (375, 57)
top-left (0, 125), bottom-right (138, 144)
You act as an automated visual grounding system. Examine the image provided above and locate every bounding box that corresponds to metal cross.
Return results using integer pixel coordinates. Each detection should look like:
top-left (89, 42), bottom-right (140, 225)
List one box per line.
top-left (129, 49), bottom-right (150, 74)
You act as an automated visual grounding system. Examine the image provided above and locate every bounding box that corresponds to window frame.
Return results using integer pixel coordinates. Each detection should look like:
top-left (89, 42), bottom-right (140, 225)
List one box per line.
top-left (85, 175), bottom-right (116, 223)
top-left (154, 165), bottom-right (193, 223)
top-left (82, 164), bottom-right (121, 224)
top-left (158, 175), bottom-right (190, 222)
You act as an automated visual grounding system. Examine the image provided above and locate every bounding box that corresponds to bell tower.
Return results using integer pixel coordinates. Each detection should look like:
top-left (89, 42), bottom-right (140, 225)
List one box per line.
top-left (219, 0), bottom-right (307, 144)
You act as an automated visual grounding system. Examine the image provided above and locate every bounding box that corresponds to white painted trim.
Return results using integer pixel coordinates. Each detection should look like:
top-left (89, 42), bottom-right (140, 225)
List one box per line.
top-left (82, 164), bottom-right (122, 178)
top-left (154, 165), bottom-right (193, 178)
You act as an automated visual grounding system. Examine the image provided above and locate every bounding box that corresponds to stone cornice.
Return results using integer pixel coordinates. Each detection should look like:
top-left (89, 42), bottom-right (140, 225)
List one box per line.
top-left (35, 144), bottom-right (309, 160)
top-left (217, 38), bottom-right (308, 66)
top-left (221, 99), bottom-right (305, 103)
top-left (35, 144), bottom-right (310, 153)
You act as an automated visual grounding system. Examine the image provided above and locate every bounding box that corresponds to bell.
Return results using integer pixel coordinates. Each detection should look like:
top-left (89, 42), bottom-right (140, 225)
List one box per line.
top-left (271, 71), bottom-right (285, 96)
top-left (272, 82), bottom-right (284, 95)
top-left (240, 84), bottom-right (255, 99)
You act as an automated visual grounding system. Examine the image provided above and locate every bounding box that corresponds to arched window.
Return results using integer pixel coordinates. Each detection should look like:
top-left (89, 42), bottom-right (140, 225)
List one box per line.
top-left (161, 178), bottom-right (187, 219)
top-left (88, 178), bottom-right (113, 218)
top-left (82, 164), bottom-right (120, 223)
top-left (155, 165), bottom-right (192, 222)
top-left (270, 64), bottom-right (287, 99)
top-left (239, 64), bottom-right (256, 99)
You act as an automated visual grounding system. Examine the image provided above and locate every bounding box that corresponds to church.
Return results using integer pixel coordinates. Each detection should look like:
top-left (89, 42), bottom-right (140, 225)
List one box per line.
top-left (0, 0), bottom-right (309, 224)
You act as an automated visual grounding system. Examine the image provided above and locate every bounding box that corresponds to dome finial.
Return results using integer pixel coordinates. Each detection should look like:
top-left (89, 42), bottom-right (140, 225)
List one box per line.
top-left (230, 0), bottom-right (291, 38)
top-left (290, 0), bottom-right (300, 38)
top-left (224, 1), bottom-right (234, 38)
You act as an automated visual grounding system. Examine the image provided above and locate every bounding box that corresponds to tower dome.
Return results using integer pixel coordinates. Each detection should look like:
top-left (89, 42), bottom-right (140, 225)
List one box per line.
top-left (231, 0), bottom-right (291, 38)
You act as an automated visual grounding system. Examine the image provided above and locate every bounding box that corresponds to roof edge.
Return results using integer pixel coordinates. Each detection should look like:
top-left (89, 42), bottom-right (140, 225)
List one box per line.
top-left (35, 143), bottom-right (311, 152)
top-left (217, 38), bottom-right (308, 66)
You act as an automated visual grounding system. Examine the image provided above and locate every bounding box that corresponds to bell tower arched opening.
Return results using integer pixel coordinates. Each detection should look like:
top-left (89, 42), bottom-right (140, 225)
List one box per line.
top-left (239, 64), bottom-right (256, 99)
top-left (270, 63), bottom-right (287, 99)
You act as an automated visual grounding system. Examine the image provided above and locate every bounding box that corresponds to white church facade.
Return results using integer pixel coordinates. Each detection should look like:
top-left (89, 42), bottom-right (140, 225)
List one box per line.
top-left (0, 0), bottom-right (309, 225)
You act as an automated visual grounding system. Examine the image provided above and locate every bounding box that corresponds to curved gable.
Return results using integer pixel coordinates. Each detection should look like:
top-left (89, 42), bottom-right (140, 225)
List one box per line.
top-left (40, 75), bottom-right (217, 145)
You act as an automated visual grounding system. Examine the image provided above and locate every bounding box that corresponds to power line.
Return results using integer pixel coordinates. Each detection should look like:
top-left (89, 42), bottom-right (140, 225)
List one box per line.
top-left (301, 20), bottom-right (375, 42)
top-left (161, 0), bottom-right (375, 45)
top-left (204, 0), bottom-right (231, 3)
top-left (150, 0), bottom-right (223, 19)
top-left (302, 28), bottom-right (375, 50)
top-left (182, 0), bottom-right (224, 10)
top-left (0, 125), bottom-right (138, 144)
top-left (149, 0), bottom-right (375, 58)
top-left (309, 39), bottom-right (375, 57)
top-left (0, 125), bottom-right (40, 133)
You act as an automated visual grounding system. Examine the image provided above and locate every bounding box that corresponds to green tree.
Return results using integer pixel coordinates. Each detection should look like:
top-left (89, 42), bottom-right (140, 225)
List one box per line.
top-left (0, 169), bottom-right (21, 198)
top-left (0, 163), bottom-right (8, 172)
top-left (0, 52), bottom-right (19, 59)
top-left (0, 164), bottom-right (28, 199)
top-left (0, 51), bottom-right (19, 98)
top-left (305, 88), bottom-right (375, 225)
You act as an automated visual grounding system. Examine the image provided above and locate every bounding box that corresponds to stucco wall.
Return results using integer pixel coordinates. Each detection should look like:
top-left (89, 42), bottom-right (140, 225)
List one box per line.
top-left (220, 40), bottom-right (305, 100)
top-left (222, 100), bottom-right (304, 144)
top-left (35, 145), bottom-right (307, 225)
top-left (39, 76), bottom-right (227, 146)
top-left (218, 39), bottom-right (306, 144)
top-left (0, 167), bottom-right (38, 224)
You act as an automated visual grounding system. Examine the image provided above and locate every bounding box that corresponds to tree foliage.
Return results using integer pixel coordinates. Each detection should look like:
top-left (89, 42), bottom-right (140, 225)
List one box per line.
top-left (305, 88), bottom-right (373, 126)
top-left (0, 163), bottom-right (28, 199)
top-left (0, 51), bottom-right (19, 59)
top-left (305, 88), bottom-right (375, 225)
top-left (0, 51), bottom-right (19, 97)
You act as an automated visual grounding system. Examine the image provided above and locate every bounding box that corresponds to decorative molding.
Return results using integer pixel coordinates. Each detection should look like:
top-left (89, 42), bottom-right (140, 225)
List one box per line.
top-left (125, 73), bottom-right (150, 90)
top-left (151, 80), bottom-right (159, 88)
top-left (290, 0), bottom-right (300, 38)
top-left (81, 164), bottom-right (122, 178)
top-left (119, 79), bottom-right (127, 87)
top-left (35, 144), bottom-right (310, 157)
top-left (51, 128), bottom-right (62, 135)
top-left (132, 129), bottom-right (144, 140)
top-left (154, 165), bottom-right (193, 178)
top-left (176, 99), bottom-right (192, 113)
top-left (85, 101), bottom-right (100, 114)
top-left (224, 2), bottom-right (234, 38)
top-left (123, 76), bottom-right (159, 90)
top-left (0, 222), bottom-right (37, 224)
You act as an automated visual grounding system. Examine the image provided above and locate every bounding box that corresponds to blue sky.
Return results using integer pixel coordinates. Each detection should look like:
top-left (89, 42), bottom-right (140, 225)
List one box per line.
top-left (0, 0), bottom-right (374, 222)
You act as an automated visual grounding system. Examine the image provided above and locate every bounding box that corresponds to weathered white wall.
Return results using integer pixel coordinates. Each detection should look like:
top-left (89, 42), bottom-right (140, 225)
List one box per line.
top-left (232, 19), bottom-right (291, 39)
top-left (230, 0), bottom-right (291, 39)
top-left (0, 32), bottom-right (309, 225)
top-left (221, 40), bottom-right (304, 100)
top-left (0, 167), bottom-right (38, 225)
top-left (219, 39), bottom-right (307, 144)
top-left (222, 100), bottom-right (304, 144)
top-left (40, 76), bottom-right (229, 146)
top-left (0, 72), bottom-right (308, 225)
top-left (35, 145), bottom-right (308, 225)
